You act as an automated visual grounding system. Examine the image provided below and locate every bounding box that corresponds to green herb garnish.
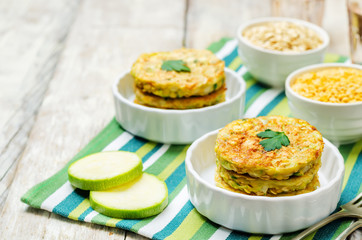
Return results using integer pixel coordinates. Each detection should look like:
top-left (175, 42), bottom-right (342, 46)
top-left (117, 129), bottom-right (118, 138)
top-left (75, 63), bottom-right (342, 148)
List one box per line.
top-left (213, 83), bottom-right (218, 90)
top-left (256, 129), bottom-right (290, 151)
top-left (161, 60), bottom-right (191, 72)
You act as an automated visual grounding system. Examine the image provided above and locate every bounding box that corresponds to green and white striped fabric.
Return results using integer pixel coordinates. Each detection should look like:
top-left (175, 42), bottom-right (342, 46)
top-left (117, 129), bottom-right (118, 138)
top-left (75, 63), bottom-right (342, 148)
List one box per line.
top-left (22, 38), bottom-right (362, 240)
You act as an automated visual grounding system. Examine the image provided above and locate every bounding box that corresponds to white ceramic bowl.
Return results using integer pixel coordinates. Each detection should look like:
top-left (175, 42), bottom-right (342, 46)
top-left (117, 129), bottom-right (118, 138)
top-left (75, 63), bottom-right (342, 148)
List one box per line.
top-left (112, 68), bottom-right (246, 144)
top-left (286, 63), bottom-right (362, 145)
top-left (185, 130), bottom-right (344, 234)
top-left (237, 17), bottom-right (329, 88)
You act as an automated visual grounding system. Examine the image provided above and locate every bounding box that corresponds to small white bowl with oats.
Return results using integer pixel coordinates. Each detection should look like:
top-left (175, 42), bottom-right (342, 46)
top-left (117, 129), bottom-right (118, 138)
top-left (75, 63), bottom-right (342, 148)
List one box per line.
top-left (237, 17), bottom-right (329, 88)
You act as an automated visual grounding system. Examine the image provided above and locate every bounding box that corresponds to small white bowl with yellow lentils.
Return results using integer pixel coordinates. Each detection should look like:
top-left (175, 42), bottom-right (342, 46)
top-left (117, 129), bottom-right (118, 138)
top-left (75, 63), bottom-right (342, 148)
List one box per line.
top-left (285, 63), bottom-right (362, 144)
top-left (237, 17), bottom-right (329, 88)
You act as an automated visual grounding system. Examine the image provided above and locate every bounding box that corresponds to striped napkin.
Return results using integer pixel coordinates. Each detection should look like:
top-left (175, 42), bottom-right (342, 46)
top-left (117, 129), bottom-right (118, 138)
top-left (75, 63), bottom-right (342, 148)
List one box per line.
top-left (22, 38), bottom-right (362, 240)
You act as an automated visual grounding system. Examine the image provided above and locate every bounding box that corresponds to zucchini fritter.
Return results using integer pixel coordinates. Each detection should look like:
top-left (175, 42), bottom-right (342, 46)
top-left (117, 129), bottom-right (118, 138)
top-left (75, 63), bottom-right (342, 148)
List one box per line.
top-left (215, 170), bottom-right (320, 197)
top-left (214, 116), bottom-right (324, 197)
top-left (215, 116), bottom-right (324, 180)
top-left (131, 48), bottom-right (225, 98)
top-left (217, 158), bottom-right (321, 196)
top-left (134, 84), bottom-right (226, 109)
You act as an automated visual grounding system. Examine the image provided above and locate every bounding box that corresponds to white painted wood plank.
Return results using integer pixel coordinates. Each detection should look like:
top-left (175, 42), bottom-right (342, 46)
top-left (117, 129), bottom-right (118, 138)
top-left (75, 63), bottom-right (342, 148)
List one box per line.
top-left (0, 0), bottom-right (80, 209)
top-left (0, 0), bottom-right (186, 239)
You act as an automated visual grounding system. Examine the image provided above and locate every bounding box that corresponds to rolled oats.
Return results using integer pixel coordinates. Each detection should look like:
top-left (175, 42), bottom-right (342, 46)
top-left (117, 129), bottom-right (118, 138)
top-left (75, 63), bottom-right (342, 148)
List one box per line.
top-left (242, 21), bottom-right (323, 52)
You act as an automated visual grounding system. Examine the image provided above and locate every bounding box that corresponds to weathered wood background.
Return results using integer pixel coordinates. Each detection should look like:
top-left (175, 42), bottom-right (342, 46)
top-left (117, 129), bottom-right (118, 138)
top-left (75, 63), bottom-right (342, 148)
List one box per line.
top-left (0, 0), bottom-right (353, 239)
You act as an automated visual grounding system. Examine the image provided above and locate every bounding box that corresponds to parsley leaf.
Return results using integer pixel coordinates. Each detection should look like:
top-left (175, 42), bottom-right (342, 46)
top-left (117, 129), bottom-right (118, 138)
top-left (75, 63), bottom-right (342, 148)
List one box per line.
top-left (256, 129), bottom-right (290, 151)
top-left (161, 60), bottom-right (191, 72)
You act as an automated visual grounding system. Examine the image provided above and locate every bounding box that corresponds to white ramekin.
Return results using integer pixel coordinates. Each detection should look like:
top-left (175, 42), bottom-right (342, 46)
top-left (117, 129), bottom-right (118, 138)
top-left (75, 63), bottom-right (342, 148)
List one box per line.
top-left (237, 17), bottom-right (329, 88)
top-left (285, 63), bottom-right (362, 144)
top-left (185, 129), bottom-right (344, 234)
top-left (112, 68), bottom-right (246, 144)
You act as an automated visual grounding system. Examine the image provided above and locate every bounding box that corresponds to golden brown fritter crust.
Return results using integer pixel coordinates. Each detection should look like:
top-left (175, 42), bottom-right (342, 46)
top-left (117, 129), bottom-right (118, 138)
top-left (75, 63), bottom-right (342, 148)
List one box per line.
top-left (215, 169), bottom-right (320, 197)
top-left (134, 84), bottom-right (226, 109)
top-left (215, 116), bottom-right (324, 180)
top-left (217, 158), bottom-right (321, 196)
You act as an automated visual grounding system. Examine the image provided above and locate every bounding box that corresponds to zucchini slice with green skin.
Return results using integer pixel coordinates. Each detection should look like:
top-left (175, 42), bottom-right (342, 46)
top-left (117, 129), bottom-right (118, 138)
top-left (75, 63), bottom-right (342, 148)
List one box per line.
top-left (90, 173), bottom-right (168, 219)
top-left (68, 151), bottom-right (143, 191)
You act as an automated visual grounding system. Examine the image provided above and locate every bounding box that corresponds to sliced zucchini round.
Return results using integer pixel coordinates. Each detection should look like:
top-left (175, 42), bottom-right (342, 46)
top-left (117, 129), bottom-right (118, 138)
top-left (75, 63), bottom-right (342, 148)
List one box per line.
top-left (90, 173), bottom-right (168, 219)
top-left (68, 151), bottom-right (142, 191)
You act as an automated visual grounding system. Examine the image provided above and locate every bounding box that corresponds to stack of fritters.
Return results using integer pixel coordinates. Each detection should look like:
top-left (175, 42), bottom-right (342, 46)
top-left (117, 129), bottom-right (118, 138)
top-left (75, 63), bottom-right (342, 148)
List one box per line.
top-left (130, 48), bottom-right (226, 109)
top-left (215, 116), bottom-right (324, 197)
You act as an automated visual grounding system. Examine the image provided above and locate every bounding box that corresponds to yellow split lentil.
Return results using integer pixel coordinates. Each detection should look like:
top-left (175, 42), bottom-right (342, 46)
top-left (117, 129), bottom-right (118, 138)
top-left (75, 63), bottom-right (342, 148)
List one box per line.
top-left (291, 67), bottom-right (362, 103)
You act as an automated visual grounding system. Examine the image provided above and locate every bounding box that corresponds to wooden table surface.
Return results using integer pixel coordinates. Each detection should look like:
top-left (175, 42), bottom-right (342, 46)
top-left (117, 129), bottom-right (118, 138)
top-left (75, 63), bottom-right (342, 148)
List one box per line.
top-left (0, 0), bottom-right (354, 239)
